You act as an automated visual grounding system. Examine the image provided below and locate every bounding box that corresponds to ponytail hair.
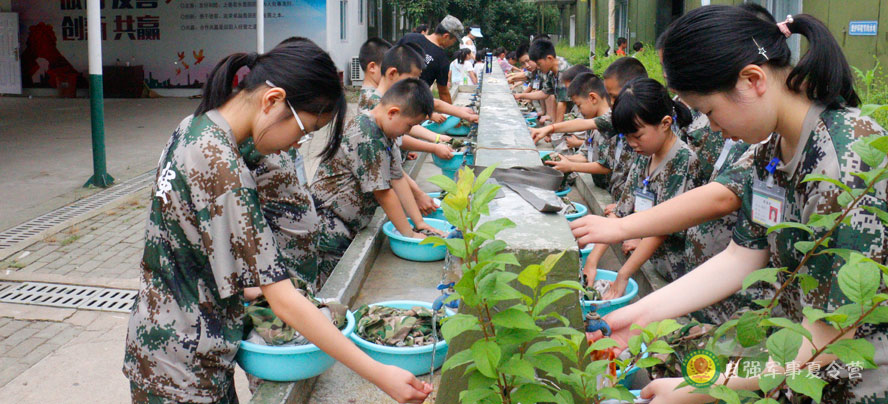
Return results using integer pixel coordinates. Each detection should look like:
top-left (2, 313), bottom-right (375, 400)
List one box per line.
top-left (661, 5), bottom-right (859, 108)
top-left (195, 38), bottom-right (347, 161)
top-left (612, 78), bottom-right (692, 135)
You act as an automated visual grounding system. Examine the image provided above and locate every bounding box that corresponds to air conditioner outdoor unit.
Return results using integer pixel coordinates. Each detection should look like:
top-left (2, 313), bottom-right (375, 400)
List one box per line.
top-left (350, 57), bottom-right (364, 84)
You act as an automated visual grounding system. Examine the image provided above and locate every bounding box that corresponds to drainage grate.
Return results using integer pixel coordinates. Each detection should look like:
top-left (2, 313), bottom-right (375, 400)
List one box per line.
top-left (0, 281), bottom-right (15, 294)
top-left (0, 170), bottom-right (155, 249)
top-left (0, 282), bottom-right (137, 313)
top-left (0, 282), bottom-right (102, 309)
top-left (81, 288), bottom-right (138, 313)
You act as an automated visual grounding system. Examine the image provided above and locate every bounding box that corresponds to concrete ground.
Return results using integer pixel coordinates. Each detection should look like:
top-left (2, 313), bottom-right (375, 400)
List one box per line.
top-left (0, 97), bottom-right (200, 231)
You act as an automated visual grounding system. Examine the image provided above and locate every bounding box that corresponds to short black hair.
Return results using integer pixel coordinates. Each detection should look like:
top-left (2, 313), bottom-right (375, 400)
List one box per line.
top-left (494, 47), bottom-right (506, 57)
top-left (617, 37), bottom-right (627, 46)
top-left (632, 42), bottom-right (644, 52)
top-left (533, 33), bottom-right (551, 42)
top-left (506, 51), bottom-right (517, 61)
top-left (381, 78), bottom-right (435, 118)
top-left (359, 37), bottom-right (392, 71)
top-left (515, 43), bottom-right (529, 59)
top-left (568, 72), bottom-right (608, 101)
top-left (528, 39), bottom-right (556, 62)
top-left (434, 24), bottom-right (452, 37)
top-left (475, 48), bottom-right (488, 62)
top-left (413, 24), bottom-right (428, 33)
top-left (561, 65), bottom-right (592, 85)
top-left (381, 43), bottom-right (426, 76)
top-left (602, 57), bottom-right (648, 87)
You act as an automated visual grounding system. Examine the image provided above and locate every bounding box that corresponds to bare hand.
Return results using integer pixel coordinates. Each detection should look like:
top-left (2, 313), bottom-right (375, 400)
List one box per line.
top-left (430, 113), bottom-right (446, 124)
top-left (544, 157), bottom-right (574, 174)
top-left (570, 215), bottom-right (629, 246)
top-left (565, 135), bottom-right (585, 148)
top-left (372, 364), bottom-right (434, 404)
top-left (641, 377), bottom-right (707, 404)
top-left (407, 152), bottom-right (418, 160)
top-left (621, 239), bottom-right (640, 255)
top-left (415, 221), bottom-right (447, 237)
top-left (531, 126), bottom-right (553, 143)
top-left (415, 193), bottom-right (438, 216)
top-left (434, 144), bottom-right (454, 160)
top-left (438, 133), bottom-right (453, 143)
top-left (513, 93), bottom-right (523, 101)
top-left (602, 277), bottom-right (628, 300)
top-left (603, 203), bottom-right (617, 216)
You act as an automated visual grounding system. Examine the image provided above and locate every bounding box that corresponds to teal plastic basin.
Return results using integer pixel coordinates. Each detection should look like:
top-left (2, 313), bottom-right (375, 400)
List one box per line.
top-left (382, 218), bottom-right (453, 261)
top-left (432, 151), bottom-right (465, 171)
top-left (565, 202), bottom-right (588, 221)
top-left (350, 300), bottom-right (454, 376)
top-left (555, 186), bottom-right (572, 197)
top-left (539, 150), bottom-right (553, 159)
top-left (581, 269), bottom-right (638, 317)
top-left (236, 310), bottom-right (356, 381)
top-left (421, 115), bottom-right (460, 134)
top-left (447, 124), bottom-right (471, 136)
top-left (580, 243), bottom-right (595, 267)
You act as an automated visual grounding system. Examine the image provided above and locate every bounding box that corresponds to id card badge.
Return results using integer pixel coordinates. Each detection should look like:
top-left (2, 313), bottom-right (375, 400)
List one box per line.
top-left (751, 177), bottom-right (786, 228)
top-left (614, 134), bottom-right (626, 162)
top-left (634, 187), bottom-right (656, 212)
top-left (586, 137), bottom-right (596, 162)
top-left (293, 151), bottom-right (307, 185)
top-left (533, 78), bottom-right (541, 90)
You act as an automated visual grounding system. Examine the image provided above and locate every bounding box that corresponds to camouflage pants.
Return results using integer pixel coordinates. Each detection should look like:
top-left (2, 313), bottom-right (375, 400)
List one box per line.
top-left (315, 213), bottom-right (354, 289)
top-left (130, 381), bottom-right (237, 404)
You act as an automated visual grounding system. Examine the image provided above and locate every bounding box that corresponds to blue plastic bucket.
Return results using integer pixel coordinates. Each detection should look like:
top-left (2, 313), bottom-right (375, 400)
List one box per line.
top-left (350, 300), bottom-right (454, 376)
top-left (382, 218), bottom-right (453, 261)
top-left (581, 269), bottom-right (638, 317)
top-left (421, 115), bottom-right (460, 134)
top-left (236, 310), bottom-right (356, 381)
top-left (555, 186), bottom-right (572, 197)
top-left (565, 202), bottom-right (588, 221)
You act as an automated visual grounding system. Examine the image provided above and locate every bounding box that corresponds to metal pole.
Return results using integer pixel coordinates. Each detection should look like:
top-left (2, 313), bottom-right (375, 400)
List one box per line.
top-left (257, 0), bottom-right (264, 52)
top-left (84, 0), bottom-right (114, 188)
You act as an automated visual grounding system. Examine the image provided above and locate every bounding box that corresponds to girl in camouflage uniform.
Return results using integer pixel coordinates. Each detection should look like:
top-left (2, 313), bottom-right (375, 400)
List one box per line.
top-left (576, 6), bottom-right (888, 404)
top-left (582, 78), bottom-right (700, 300)
top-left (123, 42), bottom-right (432, 404)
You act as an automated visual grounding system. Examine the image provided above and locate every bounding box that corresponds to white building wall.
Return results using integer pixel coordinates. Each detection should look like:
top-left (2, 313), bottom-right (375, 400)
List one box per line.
top-left (326, 0), bottom-right (366, 86)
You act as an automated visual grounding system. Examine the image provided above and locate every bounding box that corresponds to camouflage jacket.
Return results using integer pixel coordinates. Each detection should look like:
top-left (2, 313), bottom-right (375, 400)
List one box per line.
top-left (597, 132), bottom-right (637, 199)
top-left (358, 84), bottom-right (380, 113)
top-left (614, 137), bottom-right (699, 281)
top-left (679, 103), bottom-right (730, 185)
top-left (245, 278), bottom-right (347, 346)
top-left (239, 139), bottom-right (321, 286)
top-left (354, 305), bottom-right (445, 347)
top-left (720, 105), bottom-right (888, 403)
top-left (541, 57), bottom-right (571, 102)
top-left (123, 111), bottom-right (289, 402)
top-left (310, 112), bottom-right (402, 250)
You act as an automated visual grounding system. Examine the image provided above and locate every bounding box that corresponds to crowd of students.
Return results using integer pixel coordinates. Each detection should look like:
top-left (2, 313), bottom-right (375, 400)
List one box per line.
top-left (123, 5), bottom-right (886, 404)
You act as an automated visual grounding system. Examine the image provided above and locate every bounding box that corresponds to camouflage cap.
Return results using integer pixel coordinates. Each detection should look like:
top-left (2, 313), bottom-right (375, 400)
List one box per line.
top-left (440, 15), bottom-right (464, 39)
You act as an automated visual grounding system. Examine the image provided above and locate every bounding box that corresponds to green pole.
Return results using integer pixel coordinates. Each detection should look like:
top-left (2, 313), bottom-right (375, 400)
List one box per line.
top-left (84, 0), bottom-right (113, 188)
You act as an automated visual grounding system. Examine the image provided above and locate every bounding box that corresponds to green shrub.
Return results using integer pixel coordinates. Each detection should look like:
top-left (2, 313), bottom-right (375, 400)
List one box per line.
top-left (591, 43), bottom-right (665, 86)
top-left (555, 41), bottom-right (591, 67)
top-left (853, 57), bottom-right (888, 129)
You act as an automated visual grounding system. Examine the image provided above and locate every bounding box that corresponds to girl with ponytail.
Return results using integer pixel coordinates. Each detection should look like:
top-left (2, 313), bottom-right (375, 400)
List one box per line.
top-left (574, 6), bottom-right (888, 403)
top-left (582, 78), bottom-right (700, 302)
top-left (124, 40), bottom-right (432, 404)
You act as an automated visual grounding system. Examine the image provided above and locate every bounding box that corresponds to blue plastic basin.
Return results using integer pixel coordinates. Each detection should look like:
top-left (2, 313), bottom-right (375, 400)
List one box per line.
top-left (383, 218), bottom-right (453, 261)
top-left (236, 310), bottom-right (356, 381)
top-left (447, 124), bottom-right (471, 136)
top-left (555, 186), bottom-right (572, 197)
top-left (581, 269), bottom-right (638, 317)
top-left (350, 300), bottom-right (454, 376)
top-left (565, 202), bottom-right (588, 221)
top-left (421, 115), bottom-right (460, 134)
top-left (432, 151), bottom-right (466, 171)
top-left (539, 150), bottom-right (553, 159)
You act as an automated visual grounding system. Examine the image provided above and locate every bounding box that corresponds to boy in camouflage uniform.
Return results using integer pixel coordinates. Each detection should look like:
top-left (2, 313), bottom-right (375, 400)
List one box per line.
top-left (357, 37), bottom-right (392, 111)
top-left (311, 78), bottom-right (439, 278)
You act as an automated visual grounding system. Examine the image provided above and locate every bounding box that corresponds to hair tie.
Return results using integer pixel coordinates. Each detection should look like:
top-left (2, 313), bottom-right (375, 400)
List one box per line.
top-left (246, 52), bottom-right (260, 68)
top-left (777, 15), bottom-right (794, 38)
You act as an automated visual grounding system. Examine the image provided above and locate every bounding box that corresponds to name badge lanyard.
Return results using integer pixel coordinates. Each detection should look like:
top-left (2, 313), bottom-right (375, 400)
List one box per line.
top-left (614, 133), bottom-right (626, 163)
top-left (634, 176), bottom-right (656, 212)
top-left (751, 157), bottom-right (787, 228)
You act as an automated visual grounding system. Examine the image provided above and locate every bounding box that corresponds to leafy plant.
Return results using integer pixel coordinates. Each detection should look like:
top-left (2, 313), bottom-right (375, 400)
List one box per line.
top-left (591, 44), bottom-right (665, 87)
top-left (853, 57), bottom-right (888, 129)
top-left (422, 165), bottom-right (678, 403)
top-left (555, 42), bottom-right (591, 67)
top-left (688, 135), bottom-right (888, 403)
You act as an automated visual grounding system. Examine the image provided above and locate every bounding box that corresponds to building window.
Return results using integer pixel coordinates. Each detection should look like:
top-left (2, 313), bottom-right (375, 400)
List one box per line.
top-left (340, 0), bottom-right (347, 41)
top-left (359, 0), bottom-right (363, 24)
top-left (368, 0), bottom-right (376, 27)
